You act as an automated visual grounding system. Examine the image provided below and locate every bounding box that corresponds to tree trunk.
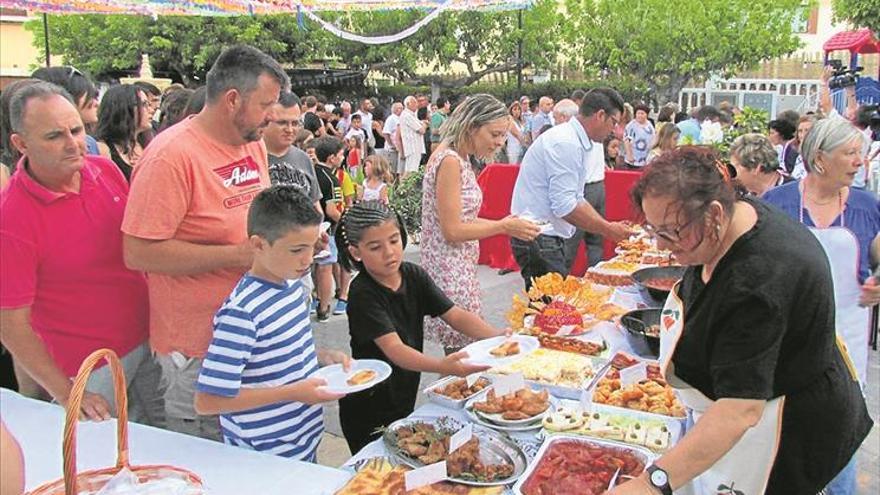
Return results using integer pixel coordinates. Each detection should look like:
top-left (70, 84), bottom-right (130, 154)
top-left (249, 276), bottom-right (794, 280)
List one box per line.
top-left (658, 74), bottom-right (690, 107)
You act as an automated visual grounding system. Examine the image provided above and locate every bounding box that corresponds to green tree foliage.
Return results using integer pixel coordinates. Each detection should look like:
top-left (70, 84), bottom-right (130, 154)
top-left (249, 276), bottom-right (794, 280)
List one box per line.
top-left (562, 0), bottom-right (804, 104)
top-left (323, 0), bottom-right (563, 87)
top-left (832, 0), bottom-right (880, 33)
top-left (26, 1), bottom-right (563, 88)
top-left (26, 14), bottom-right (315, 85)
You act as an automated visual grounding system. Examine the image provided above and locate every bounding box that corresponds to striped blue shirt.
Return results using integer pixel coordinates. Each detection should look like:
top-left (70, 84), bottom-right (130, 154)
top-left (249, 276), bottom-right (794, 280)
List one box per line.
top-left (196, 274), bottom-right (323, 461)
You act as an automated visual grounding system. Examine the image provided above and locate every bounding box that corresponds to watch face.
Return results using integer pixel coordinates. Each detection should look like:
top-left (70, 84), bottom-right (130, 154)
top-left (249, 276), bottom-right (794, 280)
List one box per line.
top-left (651, 469), bottom-right (669, 487)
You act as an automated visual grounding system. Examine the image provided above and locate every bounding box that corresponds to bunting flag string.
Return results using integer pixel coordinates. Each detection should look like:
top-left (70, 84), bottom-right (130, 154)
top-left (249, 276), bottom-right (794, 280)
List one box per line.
top-left (0, 1), bottom-right (533, 16)
top-left (298, 0), bottom-right (453, 45)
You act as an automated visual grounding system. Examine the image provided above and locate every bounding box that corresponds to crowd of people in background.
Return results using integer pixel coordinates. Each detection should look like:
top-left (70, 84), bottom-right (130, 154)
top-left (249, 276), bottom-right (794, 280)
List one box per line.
top-left (0, 42), bottom-right (878, 495)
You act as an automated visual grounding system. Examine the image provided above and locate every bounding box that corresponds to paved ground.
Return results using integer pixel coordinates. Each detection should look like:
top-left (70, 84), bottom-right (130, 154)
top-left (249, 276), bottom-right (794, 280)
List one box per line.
top-left (312, 244), bottom-right (879, 493)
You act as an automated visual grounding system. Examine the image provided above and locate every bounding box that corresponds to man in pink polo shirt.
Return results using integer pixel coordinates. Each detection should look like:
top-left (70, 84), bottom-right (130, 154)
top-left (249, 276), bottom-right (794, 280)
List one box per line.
top-left (122, 45), bottom-right (289, 440)
top-left (0, 82), bottom-right (162, 425)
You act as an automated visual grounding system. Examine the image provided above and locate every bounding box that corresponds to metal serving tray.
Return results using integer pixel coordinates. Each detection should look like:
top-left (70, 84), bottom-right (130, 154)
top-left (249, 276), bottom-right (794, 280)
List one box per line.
top-left (422, 375), bottom-right (494, 410)
top-left (511, 435), bottom-right (655, 495)
top-left (382, 416), bottom-right (528, 487)
top-left (587, 356), bottom-right (689, 424)
top-left (539, 399), bottom-right (683, 453)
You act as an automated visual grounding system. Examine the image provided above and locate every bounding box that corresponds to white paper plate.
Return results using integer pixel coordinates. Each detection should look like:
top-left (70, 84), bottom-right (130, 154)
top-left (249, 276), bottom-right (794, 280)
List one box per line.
top-left (461, 335), bottom-right (539, 367)
top-left (473, 393), bottom-right (559, 427)
top-left (463, 397), bottom-right (545, 433)
top-left (312, 359), bottom-right (392, 394)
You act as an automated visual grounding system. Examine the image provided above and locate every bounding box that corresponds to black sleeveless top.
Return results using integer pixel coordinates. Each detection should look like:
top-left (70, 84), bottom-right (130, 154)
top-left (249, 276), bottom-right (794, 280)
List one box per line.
top-left (104, 141), bottom-right (133, 182)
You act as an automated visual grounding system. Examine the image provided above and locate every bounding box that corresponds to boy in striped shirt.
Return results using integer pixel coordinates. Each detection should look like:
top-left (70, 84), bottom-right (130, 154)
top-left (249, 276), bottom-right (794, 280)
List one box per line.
top-left (195, 185), bottom-right (350, 461)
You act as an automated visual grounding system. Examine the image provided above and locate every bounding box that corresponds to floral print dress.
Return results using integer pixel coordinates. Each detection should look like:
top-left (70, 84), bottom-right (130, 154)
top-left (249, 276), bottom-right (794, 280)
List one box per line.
top-left (421, 148), bottom-right (483, 349)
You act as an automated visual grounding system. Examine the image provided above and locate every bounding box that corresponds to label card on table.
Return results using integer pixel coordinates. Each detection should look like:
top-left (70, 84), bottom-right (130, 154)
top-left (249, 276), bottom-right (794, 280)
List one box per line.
top-left (493, 372), bottom-right (525, 397)
top-left (557, 324), bottom-right (577, 337)
top-left (465, 372), bottom-right (482, 388)
top-left (404, 461), bottom-right (447, 491)
top-left (620, 362), bottom-right (648, 388)
top-left (448, 423), bottom-right (473, 454)
top-left (579, 388), bottom-right (594, 414)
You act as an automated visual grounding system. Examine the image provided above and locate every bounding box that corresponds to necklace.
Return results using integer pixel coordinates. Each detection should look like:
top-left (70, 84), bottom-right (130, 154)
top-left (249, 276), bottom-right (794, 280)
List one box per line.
top-left (806, 192), bottom-right (839, 206)
top-left (800, 180), bottom-right (845, 227)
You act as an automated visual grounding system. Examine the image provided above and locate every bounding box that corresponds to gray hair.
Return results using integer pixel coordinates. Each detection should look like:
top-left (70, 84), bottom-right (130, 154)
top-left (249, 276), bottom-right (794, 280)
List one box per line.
top-left (9, 81), bottom-right (74, 133)
top-left (730, 133), bottom-right (779, 173)
top-left (800, 114), bottom-right (864, 173)
top-left (553, 99), bottom-right (579, 120)
top-left (206, 45), bottom-right (289, 104)
top-left (440, 94), bottom-right (508, 148)
top-left (403, 95), bottom-right (417, 107)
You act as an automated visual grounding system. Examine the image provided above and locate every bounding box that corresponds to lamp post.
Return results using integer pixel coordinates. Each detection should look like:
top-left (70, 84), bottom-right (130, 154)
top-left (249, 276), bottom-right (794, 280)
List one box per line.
top-left (516, 9), bottom-right (523, 93)
top-left (42, 13), bottom-right (50, 67)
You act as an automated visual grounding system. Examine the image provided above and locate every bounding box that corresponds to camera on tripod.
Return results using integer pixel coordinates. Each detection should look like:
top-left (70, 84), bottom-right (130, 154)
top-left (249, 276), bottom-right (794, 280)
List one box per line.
top-left (827, 59), bottom-right (863, 90)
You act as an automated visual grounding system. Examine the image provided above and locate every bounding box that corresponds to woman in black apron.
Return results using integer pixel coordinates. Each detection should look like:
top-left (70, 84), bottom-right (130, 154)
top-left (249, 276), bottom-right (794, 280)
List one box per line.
top-left (609, 146), bottom-right (871, 495)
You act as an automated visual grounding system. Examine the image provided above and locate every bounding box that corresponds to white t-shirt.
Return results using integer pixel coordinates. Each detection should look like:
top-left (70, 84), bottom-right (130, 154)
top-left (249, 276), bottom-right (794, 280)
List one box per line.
top-left (584, 139), bottom-right (606, 184)
top-left (854, 126), bottom-right (872, 189)
top-left (382, 114), bottom-right (400, 150)
top-left (354, 110), bottom-right (374, 146)
top-left (345, 127), bottom-right (367, 143)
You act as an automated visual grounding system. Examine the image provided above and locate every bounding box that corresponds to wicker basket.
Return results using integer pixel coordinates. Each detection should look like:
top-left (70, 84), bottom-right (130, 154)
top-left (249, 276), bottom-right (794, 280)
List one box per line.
top-left (28, 348), bottom-right (203, 495)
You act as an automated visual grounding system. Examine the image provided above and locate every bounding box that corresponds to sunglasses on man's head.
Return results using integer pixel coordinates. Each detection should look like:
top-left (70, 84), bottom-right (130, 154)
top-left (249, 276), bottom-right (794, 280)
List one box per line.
top-left (66, 66), bottom-right (84, 80)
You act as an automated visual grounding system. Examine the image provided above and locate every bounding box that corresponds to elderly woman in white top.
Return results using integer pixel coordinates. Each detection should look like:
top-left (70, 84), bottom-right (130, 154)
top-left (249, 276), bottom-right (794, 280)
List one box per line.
top-left (398, 95), bottom-right (426, 179)
top-left (421, 94), bottom-right (540, 354)
top-left (764, 114), bottom-right (880, 495)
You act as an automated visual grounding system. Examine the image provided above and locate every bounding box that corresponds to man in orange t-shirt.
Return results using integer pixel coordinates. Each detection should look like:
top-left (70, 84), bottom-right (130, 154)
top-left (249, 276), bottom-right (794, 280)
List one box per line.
top-left (122, 45), bottom-right (290, 440)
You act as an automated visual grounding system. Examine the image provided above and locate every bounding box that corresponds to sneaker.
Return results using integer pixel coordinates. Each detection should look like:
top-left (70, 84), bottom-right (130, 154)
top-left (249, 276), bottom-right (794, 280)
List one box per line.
top-left (310, 299), bottom-right (318, 314)
top-left (316, 305), bottom-right (331, 322)
top-left (333, 299), bottom-right (347, 315)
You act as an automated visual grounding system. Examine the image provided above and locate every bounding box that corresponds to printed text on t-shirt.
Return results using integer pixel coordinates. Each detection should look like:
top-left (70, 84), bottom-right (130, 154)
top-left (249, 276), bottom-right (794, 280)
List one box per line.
top-left (214, 156), bottom-right (262, 188)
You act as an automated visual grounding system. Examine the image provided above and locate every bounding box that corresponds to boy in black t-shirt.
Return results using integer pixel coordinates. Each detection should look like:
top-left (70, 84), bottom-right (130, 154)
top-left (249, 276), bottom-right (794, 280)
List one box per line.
top-left (312, 136), bottom-right (345, 321)
top-left (333, 200), bottom-right (506, 453)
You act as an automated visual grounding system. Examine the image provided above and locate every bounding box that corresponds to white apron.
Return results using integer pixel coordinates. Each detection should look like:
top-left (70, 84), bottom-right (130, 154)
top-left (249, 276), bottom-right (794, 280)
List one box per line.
top-left (800, 200), bottom-right (871, 385)
top-left (658, 284), bottom-right (785, 495)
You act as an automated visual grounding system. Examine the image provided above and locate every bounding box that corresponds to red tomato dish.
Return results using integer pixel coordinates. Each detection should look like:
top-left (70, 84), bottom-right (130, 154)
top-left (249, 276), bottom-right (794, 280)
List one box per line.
top-left (520, 440), bottom-right (647, 495)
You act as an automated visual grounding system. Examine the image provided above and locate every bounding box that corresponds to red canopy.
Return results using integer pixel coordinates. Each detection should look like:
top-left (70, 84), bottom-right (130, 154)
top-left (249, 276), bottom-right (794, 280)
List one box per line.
top-left (823, 29), bottom-right (879, 55)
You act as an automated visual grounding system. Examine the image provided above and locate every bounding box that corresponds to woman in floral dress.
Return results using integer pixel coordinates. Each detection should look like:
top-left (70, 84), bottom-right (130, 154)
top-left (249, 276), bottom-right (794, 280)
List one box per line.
top-left (421, 94), bottom-right (540, 354)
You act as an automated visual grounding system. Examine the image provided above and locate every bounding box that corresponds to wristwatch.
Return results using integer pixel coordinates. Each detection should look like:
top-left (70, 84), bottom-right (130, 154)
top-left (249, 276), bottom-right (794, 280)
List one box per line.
top-left (646, 464), bottom-right (673, 495)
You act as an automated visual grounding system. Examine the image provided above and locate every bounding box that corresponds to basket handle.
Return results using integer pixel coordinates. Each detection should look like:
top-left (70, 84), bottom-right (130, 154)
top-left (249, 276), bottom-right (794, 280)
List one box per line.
top-left (62, 349), bottom-right (130, 495)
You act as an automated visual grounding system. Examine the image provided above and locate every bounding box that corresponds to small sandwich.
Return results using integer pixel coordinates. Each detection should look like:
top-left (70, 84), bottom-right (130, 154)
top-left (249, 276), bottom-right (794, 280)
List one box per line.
top-left (645, 424), bottom-right (671, 451)
top-left (542, 406), bottom-right (585, 432)
top-left (489, 340), bottom-right (520, 357)
top-left (346, 369), bottom-right (378, 386)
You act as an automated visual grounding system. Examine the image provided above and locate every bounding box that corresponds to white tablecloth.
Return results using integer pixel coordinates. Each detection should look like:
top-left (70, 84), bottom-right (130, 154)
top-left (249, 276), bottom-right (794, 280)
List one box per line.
top-left (344, 304), bottom-right (646, 469)
top-left (0, 389), bottom-right (352, 495)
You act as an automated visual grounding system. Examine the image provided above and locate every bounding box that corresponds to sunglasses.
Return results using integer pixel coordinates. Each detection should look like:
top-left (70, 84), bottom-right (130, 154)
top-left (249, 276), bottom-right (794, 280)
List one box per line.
top-left (66, 66), bottom-right (84, 80)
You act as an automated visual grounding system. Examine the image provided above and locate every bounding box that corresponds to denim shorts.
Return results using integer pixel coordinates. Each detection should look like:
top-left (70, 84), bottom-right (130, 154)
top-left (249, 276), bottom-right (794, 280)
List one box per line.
top-left (315, 235), bottom-right (339, 266)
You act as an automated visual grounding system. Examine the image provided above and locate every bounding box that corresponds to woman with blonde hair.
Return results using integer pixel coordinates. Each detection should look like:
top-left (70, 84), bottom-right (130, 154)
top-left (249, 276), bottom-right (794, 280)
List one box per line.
top-left (646, 122), bottom-right (681, 164)
top-left (421, 94), bottom-right (540, 354)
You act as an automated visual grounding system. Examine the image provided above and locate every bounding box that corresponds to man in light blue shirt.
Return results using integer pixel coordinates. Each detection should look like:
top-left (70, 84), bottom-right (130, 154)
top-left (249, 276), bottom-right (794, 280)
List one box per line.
top-left (677, 105), bottom-right (721, 144)
top-left (511, 88), bottom-right (632, 289)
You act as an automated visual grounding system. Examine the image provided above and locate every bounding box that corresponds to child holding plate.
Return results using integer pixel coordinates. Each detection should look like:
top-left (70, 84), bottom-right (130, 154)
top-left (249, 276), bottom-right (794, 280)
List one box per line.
top-left (194, 186), bottom-right (351, 461)
top-left (335, 200), bottom-right (508, 453)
